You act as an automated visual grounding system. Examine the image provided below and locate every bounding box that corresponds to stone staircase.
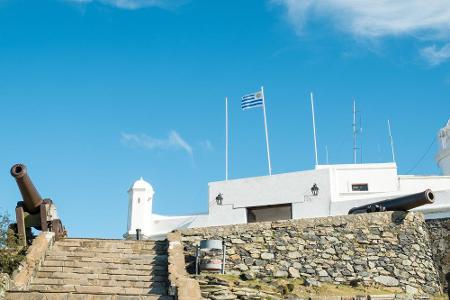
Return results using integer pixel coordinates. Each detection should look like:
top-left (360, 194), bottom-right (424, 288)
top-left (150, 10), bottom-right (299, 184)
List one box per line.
top-left (6, 238), bottom-right (174, 300)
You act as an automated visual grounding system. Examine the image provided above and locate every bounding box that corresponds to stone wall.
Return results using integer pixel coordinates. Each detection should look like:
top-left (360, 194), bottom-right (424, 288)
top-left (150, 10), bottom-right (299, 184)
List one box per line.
top-left (426, 218), bottom-right (450, 294)
top-left (167, 231), bottom-right (202, 300)
top-left (8, 232), bottom-right (54, 291)
top-left (181, 212), bottom-right (441, 295)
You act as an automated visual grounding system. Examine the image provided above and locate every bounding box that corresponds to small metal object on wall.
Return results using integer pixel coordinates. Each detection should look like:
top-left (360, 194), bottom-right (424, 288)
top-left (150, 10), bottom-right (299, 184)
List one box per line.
top-left (195, 239), bottom-right (226, 275)
top-left (311, 183), bottom-right (319, 196)
top-left (215, 193), bottom-right (223, 205)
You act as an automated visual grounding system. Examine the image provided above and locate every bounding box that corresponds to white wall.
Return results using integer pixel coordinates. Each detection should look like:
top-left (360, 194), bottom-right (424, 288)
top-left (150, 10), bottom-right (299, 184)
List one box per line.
top-left (207, 203), bottom-right (247, 227)
top-left (208, 168), bottom-right (332, 225)
top-left (148, 214), bottom-right (209, 238)
top-left (319, 163), bottom-right (398, 200)
top-left (399, 175), bottom-right (450, 192)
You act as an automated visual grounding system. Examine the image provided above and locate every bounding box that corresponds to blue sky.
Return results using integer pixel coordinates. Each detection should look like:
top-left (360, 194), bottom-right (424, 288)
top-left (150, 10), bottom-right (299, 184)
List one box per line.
top-left (0, 0), bottom-right (449, 238)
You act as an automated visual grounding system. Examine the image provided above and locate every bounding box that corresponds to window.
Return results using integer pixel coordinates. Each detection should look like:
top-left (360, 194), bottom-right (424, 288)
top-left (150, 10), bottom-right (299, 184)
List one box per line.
top-left (352, 183), bottom-right (368, 192)
top-left (247, 204), bottom-right (292, 223)
top-left (138, 198), bottom-right (141, 203)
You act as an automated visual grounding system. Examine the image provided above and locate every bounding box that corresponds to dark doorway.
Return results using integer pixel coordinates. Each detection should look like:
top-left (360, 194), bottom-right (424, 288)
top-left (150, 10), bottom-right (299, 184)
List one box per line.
top-left (246, 204), bottom-right (292, 223)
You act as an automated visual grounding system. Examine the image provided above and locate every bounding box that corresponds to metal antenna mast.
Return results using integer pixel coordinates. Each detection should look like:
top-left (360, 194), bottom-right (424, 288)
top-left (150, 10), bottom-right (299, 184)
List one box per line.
top-left (353, 100), bottom-right (357, 164)
top-left (352, 100), bottom-right (363, 164)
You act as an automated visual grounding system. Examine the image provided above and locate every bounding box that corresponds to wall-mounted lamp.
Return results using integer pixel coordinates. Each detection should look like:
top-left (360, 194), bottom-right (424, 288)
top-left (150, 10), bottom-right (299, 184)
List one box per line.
top-left (215, 193), bottom-right (223, 205)
top-left (311, 183), bottom-right (319, 196)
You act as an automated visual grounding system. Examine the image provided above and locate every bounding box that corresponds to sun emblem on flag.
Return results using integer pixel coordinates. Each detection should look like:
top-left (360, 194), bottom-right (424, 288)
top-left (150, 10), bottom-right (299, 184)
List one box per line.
top-left (256, 92), bottom-right (262, 98)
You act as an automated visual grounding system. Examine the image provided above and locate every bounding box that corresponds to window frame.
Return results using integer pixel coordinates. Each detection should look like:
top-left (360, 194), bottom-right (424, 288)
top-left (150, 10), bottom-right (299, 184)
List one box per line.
top-left (351, 183), bottom-right (369, 192)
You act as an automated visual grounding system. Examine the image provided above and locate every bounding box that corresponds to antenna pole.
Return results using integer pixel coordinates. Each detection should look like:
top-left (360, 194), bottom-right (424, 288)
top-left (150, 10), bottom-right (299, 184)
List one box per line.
top-left (310, 92), bottom-right (319, 166)
top-left (360, 114), bottom-right (363, 164)
top-left (388, 119), bottom-right (396, 163)
top-left (225, 97), bottom-right (229, 180)
top-left (353, 100), bottom-right (356, 164)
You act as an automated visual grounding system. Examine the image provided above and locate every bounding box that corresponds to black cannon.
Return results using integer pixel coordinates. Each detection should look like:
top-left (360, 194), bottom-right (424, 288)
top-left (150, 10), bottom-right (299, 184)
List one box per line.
top-left (348, 189), bottom-right (435, 215)
top-left (10, 164), bottom-right (66, 246)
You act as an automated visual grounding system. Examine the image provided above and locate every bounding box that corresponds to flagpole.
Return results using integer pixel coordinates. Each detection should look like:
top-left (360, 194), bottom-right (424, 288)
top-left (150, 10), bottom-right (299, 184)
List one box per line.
top-left (225, 97), bottom-right (229, 180)
top-left (387, 119), bottom-right (396, 163)
top-left (261, 86), bottom-right (272, 176)
top-left (310, 92), bottom-right (319, 166)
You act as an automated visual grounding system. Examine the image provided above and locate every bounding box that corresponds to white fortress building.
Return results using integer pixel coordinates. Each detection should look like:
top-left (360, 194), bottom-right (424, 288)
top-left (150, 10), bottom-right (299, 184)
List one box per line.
top-left (125, 120), bottom-right (450, 240)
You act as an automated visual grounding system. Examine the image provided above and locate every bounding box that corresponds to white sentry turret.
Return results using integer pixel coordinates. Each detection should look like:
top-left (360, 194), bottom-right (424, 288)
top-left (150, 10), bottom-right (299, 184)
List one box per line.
top-left (126, 177), bottom-right (154, 239)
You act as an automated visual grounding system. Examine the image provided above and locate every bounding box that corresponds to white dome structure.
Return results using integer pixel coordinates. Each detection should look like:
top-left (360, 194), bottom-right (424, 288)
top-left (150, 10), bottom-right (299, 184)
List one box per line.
top-left (126, 177), bottom-right (154, 239)
top-left (131, 177), bottom-right (154, 193)
top-left (437, 120), bottom-right (450, 175)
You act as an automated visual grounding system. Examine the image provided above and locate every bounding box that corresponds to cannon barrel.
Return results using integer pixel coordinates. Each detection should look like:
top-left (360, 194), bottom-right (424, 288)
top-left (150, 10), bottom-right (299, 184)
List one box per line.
top-left (348, 189), bottom-right (435, 215)
top-left (10, 163), bottom-right (43, 214)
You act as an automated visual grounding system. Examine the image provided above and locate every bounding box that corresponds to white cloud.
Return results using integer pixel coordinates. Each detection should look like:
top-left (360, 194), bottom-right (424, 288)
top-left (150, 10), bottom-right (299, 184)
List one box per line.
top-left (121, 130), bottom-right (193, 156)
top-left (168, 131), bottom-right (193, 155)
top-left (67, 0), bottom-right (179, 10)
top-left (273, 0), bottom-right (450, 38)
top-left (420, 43), bottom-right (450, 65)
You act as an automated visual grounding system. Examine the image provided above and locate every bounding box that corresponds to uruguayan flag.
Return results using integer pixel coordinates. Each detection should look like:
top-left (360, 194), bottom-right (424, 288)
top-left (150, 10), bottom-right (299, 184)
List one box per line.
top-left (241, 90), bottom-right (264, 110)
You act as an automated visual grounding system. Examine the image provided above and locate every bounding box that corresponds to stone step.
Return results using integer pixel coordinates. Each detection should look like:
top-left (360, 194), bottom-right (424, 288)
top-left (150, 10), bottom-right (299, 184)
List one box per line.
top-left (51, 246), bottom-right (166, 255)
top-left (43, 256), bottom-right (164, 265)
top-left (42, 257), bottom-right (164, 267)
top-left (5, 291), bottom-right (174, 300)
top-left (46, 250), bottom-right (165, 260)
top-left (41, 259), bottom-right (167, 270)
top-left (57, 239), bottom-right (167, 249)
top-left (34, 272), bottom-right (169, 283)
top-left (38, 265), bottom-right (168, 276)
top-left (7, 238), bottom-right (171, 298)
top-left (42, 254), bottom-right (168, 265)
top-left (54, 240), bottom-right (167, 249)
top-left (31, 277), bottom-right (168, 287)
top-left (60, 237), bottom-right (164, 242)
top-left (42, 258), bottom-right (167, 268)
top-left (27, 284), bottom-right (168, 295)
